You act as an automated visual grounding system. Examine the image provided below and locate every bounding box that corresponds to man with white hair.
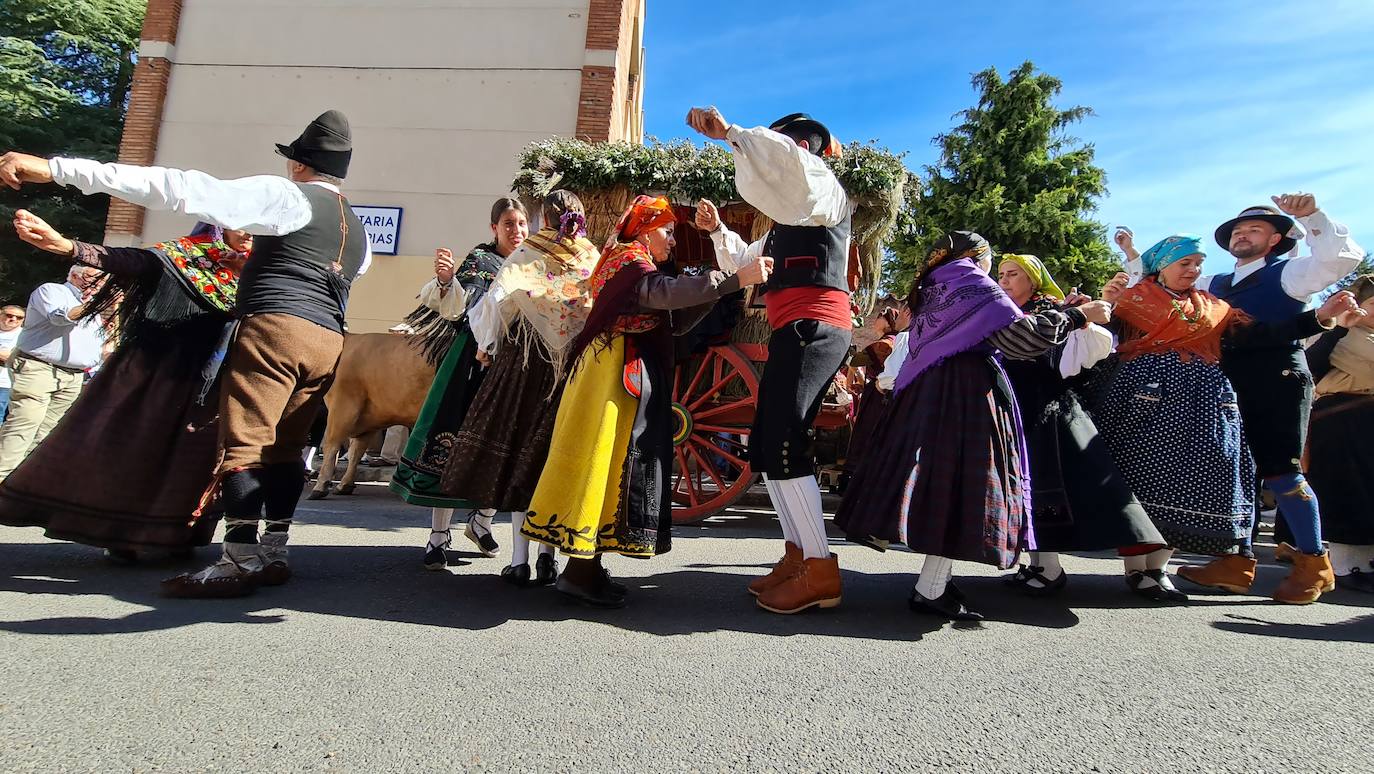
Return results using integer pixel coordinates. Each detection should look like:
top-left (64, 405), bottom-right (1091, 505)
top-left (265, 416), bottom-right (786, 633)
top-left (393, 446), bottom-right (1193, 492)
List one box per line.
top-left (0, 264), bottom-right (106, 481)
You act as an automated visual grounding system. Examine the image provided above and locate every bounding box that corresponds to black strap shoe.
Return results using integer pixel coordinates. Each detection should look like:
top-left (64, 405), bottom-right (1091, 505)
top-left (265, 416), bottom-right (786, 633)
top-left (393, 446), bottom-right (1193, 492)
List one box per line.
top-left (534, 553), bottom-right (559, 586)
top-left (464, 513), bottom-right (500, 558)
top-left (1127, 569), bottom-right (1189, 603)
top-left (500, 563), bottom-right (531, 587)
top-left (423, 530), bottom-right (450, 571)
top-left (1003, 564), bottom-right (1068, 596)
top-left (908, 587), bottom-right (983, 621)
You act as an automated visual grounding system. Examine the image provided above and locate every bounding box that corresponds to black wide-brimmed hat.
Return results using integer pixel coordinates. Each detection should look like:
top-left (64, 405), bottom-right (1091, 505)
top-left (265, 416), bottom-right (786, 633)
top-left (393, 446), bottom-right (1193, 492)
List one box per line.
top-left (275, 109), bottom-right (353, 179)
top-left (1215, 205), bottom-right (1300, 257)
top-left (769, 113), bottom-right (833, 157)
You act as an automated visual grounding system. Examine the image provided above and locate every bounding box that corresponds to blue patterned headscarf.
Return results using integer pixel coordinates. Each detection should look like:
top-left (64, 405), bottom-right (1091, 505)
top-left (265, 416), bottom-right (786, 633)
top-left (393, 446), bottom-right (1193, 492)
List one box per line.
top-left (1140, 234), bottom-right (1205, 275)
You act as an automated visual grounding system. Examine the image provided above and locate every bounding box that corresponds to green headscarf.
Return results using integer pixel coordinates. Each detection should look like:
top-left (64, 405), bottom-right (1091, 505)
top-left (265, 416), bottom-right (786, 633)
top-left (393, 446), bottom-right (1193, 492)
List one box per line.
top-left (998, 253), bottom-right (1065, 301)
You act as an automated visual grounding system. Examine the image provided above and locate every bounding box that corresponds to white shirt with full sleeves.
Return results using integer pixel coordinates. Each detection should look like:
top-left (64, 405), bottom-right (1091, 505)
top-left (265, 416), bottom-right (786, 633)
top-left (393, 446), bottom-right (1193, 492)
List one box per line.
top-left (706, 124), bottom-right (853, 275)
top-left (48, 157), bottom-right (373, 271)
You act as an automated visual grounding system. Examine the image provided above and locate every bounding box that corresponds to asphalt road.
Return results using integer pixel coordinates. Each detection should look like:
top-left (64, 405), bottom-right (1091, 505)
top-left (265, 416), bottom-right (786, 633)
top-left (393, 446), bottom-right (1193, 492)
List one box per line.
top-left (2, 483), bottom-right (1370, 773)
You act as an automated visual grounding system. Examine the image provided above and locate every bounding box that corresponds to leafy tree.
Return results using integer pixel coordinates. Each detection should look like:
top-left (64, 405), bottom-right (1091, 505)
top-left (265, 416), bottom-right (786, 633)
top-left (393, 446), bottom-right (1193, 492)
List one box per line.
top-left (886, 61), bottom-right (1119, 295)
top-left (0, 0), bottom-right (144, 305)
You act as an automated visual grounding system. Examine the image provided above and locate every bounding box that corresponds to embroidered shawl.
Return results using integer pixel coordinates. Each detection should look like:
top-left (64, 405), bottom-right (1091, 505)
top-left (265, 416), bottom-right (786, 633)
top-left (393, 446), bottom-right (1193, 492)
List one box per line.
top-left (492, 228), bottom-right (600, 375)
top-left (893, 257), bottom-right (1024, 392)
top-left (1115, 277), bottom-right (1238, 364)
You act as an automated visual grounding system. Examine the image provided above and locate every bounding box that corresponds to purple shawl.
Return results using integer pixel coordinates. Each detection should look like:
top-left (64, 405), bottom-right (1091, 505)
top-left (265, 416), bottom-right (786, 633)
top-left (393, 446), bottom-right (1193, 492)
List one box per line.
top-left (893, 257), bottom-right (1024, 393)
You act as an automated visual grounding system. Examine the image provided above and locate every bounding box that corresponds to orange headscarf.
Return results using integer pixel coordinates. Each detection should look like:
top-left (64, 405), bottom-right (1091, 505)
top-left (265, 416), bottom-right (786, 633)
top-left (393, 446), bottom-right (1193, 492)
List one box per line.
top-left (603, 195), bottom-right (675, 252)
top-left (1114, 277), bottom-right (1242, 363)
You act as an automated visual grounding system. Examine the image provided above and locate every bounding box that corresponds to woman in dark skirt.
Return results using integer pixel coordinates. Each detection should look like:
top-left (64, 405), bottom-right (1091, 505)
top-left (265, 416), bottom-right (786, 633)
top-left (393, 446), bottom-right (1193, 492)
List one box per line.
top-left (0, 209), bottom-right (247, 559)
top-left (842, 307), bottom-right (902, 482)
top-left (1305, 274), bottom-right (1374, 592)
top-left (994, 253), bottom-right (1169, 600)
top-left (438, 191), bottom-right (600, 586)
top-left (389, 197), bottom-right (528, 569)
top-left (835, 232), bottom-right (1115, 621)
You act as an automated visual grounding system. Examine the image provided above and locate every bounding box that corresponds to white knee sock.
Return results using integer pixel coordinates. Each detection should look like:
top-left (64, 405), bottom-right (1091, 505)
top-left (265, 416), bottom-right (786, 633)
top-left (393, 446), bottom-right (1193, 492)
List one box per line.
top-left (431, 507), bottom-right (454, 533)
top-left (1122, 554), bottom-right (1148, 574)
top-left (915, 555), bottom-right (954, 600)
top-left (1028, 551), bottom-right (1063, 580)
top-left (510, 511), bottom-right (529, 566)
top-left (770, 476), bottom-right (829, 559)
top-left (1329, 543), bottom-right (1374, 576)
top-left (1144, 547), bottom-right (1173, 571)
top-left (536, 541), bottom-right (554, 557)
top-left (472, 508), bottom-right (496, 533)
top-left (302, 446), bottom-right (317, 472)
top-left (763, 477), bottom-right (799, 546)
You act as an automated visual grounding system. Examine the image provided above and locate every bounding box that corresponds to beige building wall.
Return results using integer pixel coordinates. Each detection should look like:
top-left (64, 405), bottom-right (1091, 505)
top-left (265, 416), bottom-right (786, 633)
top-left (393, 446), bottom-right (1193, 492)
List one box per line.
top-left (123, 0), bottom-right (644, 333)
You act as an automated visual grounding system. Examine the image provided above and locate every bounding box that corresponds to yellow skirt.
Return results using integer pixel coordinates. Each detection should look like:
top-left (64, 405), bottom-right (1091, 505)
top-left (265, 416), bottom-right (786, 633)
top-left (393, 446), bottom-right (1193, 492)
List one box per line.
top-left (522, 337), bottom-right (650, 557)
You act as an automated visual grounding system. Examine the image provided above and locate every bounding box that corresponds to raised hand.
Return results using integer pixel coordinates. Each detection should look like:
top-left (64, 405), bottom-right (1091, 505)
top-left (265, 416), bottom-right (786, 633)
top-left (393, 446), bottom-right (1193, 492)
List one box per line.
top-left (1113, 227), bottom-right (1140, 262)
top-left (0, 152), bottom-right (55, 190)
top-left (13, 209), bottom-right (74, 255)
top-left (1272, 192), bottom-right (1318, 218)
top-left (685, 107), bottom-right (729, 141)
top-left (1101, 271), bottom-right (1130, 304)
top-left (434, 247), bottom-right (455, 284)
top-left (695, 199), bottom-right (721, 232)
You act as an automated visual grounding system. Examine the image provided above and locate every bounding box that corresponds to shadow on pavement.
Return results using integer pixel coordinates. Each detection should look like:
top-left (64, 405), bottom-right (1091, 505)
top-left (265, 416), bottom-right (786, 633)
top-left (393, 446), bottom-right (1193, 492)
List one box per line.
top-left (0, 541), bottom-right (1089, 641)
top-left (1212, 612), bottom-right (1374, 643)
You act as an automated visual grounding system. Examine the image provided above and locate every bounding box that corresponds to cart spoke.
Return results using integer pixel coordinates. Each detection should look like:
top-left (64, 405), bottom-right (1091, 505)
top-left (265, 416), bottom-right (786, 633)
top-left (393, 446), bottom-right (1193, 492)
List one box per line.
top-left (674, 446), bottom-right (699, 506)
top-left (686, 442), bottom-right (728, 493)
top-left (693, 435), bottom-right (746, 469)
top-left (691, 396), bottom-right (754, 422)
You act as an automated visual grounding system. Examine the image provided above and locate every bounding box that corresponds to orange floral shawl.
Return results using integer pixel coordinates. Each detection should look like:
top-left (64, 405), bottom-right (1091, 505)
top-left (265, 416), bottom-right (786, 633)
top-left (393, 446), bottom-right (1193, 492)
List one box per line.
top-left (1115, 278), bottom-right (1242, 363)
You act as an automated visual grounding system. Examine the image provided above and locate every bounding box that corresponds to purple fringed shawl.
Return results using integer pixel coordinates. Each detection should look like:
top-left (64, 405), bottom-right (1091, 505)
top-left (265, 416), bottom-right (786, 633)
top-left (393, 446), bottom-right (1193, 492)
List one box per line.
top-left (893, 257), bottom-right (1024, 393)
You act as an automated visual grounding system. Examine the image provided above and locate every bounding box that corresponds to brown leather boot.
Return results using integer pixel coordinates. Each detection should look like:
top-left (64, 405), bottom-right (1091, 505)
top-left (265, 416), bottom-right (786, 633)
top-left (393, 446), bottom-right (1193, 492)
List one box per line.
top-left (756, 554), bottom-right (842, 614)
top-left (747, 541), bottom-right (802, 597)
top-left (1273, 552), bottom-right (1336, 605)
top-left (1177, 554), bottom-right (1257, 594)
top-left (1274, 541), bottom-right (1297, 564)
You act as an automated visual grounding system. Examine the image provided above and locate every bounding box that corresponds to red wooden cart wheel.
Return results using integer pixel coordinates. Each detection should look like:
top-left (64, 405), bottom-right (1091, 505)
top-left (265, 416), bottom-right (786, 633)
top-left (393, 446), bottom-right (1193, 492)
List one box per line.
top-left (669, 344), bottom-right (761, 524)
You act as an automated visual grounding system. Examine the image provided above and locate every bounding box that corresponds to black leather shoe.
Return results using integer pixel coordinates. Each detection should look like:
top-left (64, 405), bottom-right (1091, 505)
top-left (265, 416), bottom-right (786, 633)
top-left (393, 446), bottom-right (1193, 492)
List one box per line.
top-left (1003, 564), bottom-right (1068, 596)
top-left (556, 575), bottom-right (626, 608)
top-left (1126, 569), bottom-right (1189, 603)
top-left (501, 563), bottom-right (531, 587)
top-left (534, 553), bottom-right (558, 586)
top-left (908, 588), bottom-right (983, 621)
top-left (1336, 568), bottom-right (1374, 594)
top-left (598, 566), bottom-right (628, 598)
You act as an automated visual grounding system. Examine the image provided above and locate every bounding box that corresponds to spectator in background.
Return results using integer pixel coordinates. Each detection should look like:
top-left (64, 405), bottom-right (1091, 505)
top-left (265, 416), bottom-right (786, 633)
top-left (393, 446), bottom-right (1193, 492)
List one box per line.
top-left (0, 304), bottom-right (25, 423)
top-left (0, 265), bottom-right (105, 482)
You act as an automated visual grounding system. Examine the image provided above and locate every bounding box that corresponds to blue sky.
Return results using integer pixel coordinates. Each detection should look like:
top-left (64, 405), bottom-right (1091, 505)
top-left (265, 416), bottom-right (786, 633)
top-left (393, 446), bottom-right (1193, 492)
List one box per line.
top-left (642, 0), bottom-right (1374, 275)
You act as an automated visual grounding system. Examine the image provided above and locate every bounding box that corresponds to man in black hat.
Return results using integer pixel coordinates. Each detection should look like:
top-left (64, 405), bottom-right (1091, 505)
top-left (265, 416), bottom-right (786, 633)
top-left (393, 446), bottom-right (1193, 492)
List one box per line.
top-left (687, 106), bottom-right (851, 615)
top-left (1118, 193), bottom-right (1364, 604)
top-left (0, 109), bottom-right (371, 597)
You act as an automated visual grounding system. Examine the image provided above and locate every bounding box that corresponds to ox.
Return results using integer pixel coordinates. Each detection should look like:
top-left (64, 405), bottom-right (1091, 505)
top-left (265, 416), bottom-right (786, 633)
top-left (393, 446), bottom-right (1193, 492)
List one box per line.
top-left (307, 332), bottom-right (435, 500)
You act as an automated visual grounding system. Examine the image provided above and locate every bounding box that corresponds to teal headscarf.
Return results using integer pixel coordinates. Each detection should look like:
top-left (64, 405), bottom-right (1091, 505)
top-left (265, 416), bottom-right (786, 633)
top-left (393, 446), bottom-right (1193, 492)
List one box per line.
top-left (1140, 234), bottom-right (1205, 275)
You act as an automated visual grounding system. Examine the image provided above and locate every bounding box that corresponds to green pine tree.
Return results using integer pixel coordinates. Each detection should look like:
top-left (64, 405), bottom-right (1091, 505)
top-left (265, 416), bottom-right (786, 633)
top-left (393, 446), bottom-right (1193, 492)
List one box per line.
top-left (0, 0), bottom-right (144, 305)
top-left (887, 61), bottom-right (1120, 296)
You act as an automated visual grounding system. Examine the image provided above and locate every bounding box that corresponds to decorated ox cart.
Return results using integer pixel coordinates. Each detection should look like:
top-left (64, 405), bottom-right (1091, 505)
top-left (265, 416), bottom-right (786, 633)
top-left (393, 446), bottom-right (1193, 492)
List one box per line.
top-left (512, 137), bottom-right (912, 522)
